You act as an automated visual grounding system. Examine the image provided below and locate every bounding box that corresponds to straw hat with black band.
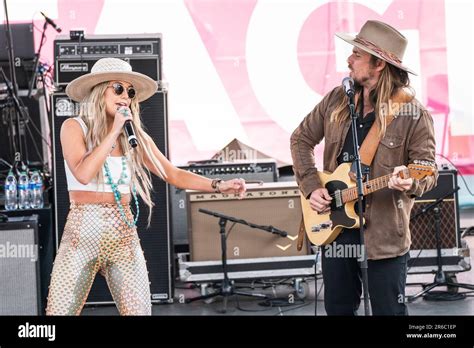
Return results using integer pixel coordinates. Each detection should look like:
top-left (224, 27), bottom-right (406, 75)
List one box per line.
top-left (65, 57), bottom-right (158, 102)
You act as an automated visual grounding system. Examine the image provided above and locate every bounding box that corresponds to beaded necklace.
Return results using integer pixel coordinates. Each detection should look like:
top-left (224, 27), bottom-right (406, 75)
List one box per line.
top-left (103, 155), bottom-right (140, 227)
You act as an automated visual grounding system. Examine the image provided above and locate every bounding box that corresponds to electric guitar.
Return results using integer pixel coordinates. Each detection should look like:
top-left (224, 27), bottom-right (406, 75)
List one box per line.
top-left (300, 161), bottom-right (435, 246)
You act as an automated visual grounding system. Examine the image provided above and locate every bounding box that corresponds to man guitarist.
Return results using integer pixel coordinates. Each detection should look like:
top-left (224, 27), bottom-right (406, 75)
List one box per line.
top-left (290, 20), bottom-right (437, 315)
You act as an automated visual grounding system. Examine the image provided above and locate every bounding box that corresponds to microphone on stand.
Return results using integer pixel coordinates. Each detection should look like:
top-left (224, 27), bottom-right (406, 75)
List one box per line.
top-left (40, 12), bottom-right (62, 33)
top-left (342, 77), bottom-right (355, 110)
top-left (342, 77), bottom-right (355, 97)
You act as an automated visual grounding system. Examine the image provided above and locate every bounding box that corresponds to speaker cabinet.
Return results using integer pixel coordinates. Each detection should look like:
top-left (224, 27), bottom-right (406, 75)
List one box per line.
top-left (0, 215), bottom-right (41, 315)
top-left (410, 166), bottom-right (461, 250)
top-left (51, 91), bottom-right (173, 303)
top-left (187, 182), bottom-right (309, 261)
top-left (2, 207), bottom-right (55, 314)
top-left (171, 161), bottom-right (278, 247)
top-left (407, 165), bottom-right (468, 274)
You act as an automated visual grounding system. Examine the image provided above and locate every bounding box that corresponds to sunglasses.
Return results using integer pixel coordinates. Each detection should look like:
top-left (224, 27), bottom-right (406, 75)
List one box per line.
top-left (108, 82), bottom-right (136, 99)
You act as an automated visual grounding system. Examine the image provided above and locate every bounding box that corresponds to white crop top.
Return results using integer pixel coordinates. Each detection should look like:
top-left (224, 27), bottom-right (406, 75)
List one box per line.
top-left (65, 117), bottom-right (132, 193)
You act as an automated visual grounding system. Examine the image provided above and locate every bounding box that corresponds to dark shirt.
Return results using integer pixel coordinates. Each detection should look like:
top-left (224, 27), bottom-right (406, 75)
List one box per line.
top-left (337, 100), bottom-right (376, 165)
top-left (336, 101), bottom-right (375, 232)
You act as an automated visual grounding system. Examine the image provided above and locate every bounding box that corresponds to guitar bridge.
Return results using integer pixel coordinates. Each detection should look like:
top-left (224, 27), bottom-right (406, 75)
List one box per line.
top-left (311, 221), bottom-right (332, 233)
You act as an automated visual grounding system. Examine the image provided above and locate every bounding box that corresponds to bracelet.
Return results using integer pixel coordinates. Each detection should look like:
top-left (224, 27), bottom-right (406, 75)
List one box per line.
top-left (211, 178), bottom-right (223, 193)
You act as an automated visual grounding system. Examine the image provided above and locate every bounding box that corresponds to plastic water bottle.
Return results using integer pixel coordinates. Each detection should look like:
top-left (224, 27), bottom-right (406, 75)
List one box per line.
top-left (4, 170), bottom-right (17, 210)
top-left (30, 171), bottom-right (44, 209)
top-left (18, 171), bottom-right (30, 209)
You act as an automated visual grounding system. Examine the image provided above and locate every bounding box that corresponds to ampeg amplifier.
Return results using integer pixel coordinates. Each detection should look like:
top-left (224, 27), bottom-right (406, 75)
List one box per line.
top-left (187, 182), bottom-right (309, 261)
top-left (54, 34), bottom-right (162, 86)
top-left (408, 163), bottom-right (469, 274)
top-left (170, 160), bottom-right (278, 247)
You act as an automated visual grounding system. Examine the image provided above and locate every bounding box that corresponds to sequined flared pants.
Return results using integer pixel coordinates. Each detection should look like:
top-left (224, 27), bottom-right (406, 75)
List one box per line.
top-left (46, 203), bottom-right (151, 315)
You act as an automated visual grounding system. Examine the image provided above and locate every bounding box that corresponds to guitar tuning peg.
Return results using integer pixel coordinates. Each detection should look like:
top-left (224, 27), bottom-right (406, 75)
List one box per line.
top-left (413, 159), bottom-right (435, 167)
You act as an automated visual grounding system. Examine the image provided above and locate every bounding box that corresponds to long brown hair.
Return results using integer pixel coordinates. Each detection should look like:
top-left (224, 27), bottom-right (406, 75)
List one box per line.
top-left (78, 82), bottom-right (167, 225)
top-left (330, 56), bottom-right (414, 137)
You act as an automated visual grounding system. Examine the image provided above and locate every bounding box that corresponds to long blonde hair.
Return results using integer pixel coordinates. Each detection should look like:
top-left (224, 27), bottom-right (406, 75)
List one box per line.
top-left (78, 81), bottom-right (167, 225)
top-left (330, 57), bottom-right (414, 137)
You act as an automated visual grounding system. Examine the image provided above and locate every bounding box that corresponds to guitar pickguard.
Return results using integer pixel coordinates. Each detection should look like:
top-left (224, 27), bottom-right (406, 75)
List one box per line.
top-left (325, 180), bottom-right (357, 229)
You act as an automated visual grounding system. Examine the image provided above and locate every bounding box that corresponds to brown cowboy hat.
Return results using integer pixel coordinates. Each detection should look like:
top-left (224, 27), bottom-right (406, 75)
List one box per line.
top-left (336, 20), bottom-right (417, 75)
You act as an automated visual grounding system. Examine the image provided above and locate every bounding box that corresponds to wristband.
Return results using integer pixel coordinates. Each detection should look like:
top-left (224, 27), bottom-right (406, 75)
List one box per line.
top-left (211, 178), bottom-right (223, 193)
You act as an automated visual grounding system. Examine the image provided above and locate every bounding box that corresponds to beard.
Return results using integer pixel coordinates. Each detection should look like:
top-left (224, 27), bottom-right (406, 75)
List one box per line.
top-left (353, 78), bottom-right (365, 94)
top-left (353, 75), bottom-right (370, 87)
top-left (353, 79), bottom-right (362, 90)
top-left (353, 69), bottom-right (376, 93)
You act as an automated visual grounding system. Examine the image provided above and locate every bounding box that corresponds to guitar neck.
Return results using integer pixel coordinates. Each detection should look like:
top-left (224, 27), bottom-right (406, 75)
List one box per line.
top-left (342, 173), bottom-right (396, 203)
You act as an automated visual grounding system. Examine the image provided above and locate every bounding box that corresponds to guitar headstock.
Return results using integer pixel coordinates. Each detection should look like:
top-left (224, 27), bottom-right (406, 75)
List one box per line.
top-left (404, 160), bottom-right (436, 180)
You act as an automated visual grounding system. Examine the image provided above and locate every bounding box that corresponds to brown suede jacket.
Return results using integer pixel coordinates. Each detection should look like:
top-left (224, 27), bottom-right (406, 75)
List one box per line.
top-left (290, 86), bottom-right (438, 260)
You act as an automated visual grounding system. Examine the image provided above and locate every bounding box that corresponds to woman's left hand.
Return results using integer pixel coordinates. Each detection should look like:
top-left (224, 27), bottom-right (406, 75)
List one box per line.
top-left (217, 178), bottom-right (247, 199)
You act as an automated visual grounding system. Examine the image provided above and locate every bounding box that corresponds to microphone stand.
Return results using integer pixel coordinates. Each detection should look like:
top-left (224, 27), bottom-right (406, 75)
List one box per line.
top-left (2, 0), bottom-right (24, 171)
top-left (28, 20), bottom-right (49, 98)
top-left (0, 67), bottom-right (29, 174)
top-left (348, 91), bottom-right (371, 316)
top-left (198, 208), bottom-right (288, 237)
top-left (2, 2), bottom-right (49, 172)
top-left (3, 0), bottom-right (18, 96)
top-left (185, 208), bottom-right (288, 313)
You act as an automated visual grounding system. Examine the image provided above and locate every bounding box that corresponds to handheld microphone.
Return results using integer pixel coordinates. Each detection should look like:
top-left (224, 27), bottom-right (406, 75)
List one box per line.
top-left (117, 107), bottom-right (138, 148)
top-left (124, 121), bottom-right (138, 148)
top-left (342, 77), bottom-right (355, 98)
top-left (40, 12), bottom-right (62, 33)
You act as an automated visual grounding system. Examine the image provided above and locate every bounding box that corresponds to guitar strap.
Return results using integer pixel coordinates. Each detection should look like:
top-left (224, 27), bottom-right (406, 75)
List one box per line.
top-left (356, 92), bottom-right (393, 169)
top-left (349, 90), bottom-right (414, 179)
top-left (297, 218), bottom-right (305, 251)
top-left (296, 90), bottom-right (413, 251)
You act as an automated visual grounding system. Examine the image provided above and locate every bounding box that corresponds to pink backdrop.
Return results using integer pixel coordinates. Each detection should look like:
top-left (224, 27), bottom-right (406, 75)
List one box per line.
top-left (5, 0), bottom-right (473, 180)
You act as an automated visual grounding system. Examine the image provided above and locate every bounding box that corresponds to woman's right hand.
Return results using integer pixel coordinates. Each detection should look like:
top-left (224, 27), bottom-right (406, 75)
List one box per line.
top-left (111, 106), bottom-right (134, 137)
